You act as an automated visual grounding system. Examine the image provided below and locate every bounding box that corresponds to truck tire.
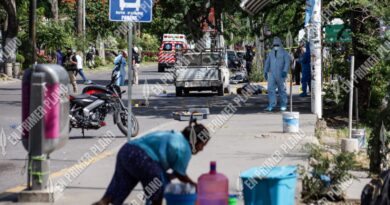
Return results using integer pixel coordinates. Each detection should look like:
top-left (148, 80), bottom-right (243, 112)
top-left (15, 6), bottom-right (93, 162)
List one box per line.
top-left (158, 64), bottom-right (165, 72)
top-left (184, 89), bottom-right (190, 96)
top-left (217, 85), bottom-right (224, 96)
top-left (176, 87), bottom-right (183, 96)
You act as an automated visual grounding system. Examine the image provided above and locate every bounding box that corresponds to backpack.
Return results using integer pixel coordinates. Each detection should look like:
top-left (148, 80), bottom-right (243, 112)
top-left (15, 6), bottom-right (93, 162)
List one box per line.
top-left (133, 53), bottom-right (141, 64)
top-left (64, 55), bottom-right (77, 71)
top-left (361, 170), bottom-right (390, 205)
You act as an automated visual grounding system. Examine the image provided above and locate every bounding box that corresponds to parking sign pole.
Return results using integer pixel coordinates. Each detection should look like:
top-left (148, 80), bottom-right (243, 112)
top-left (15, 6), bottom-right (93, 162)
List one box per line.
top-left (127, 22), bottom-right (133, 141)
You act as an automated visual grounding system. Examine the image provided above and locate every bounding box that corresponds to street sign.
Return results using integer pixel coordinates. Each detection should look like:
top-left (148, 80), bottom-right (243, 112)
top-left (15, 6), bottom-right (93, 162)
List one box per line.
top-left (109, 0), bottom-right (153, 22)
top-left (325, 24), bottom-right (352, 43)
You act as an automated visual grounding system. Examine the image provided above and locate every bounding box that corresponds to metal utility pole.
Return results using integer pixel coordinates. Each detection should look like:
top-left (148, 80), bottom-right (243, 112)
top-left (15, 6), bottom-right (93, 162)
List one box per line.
top-left (348, 56), bottom-right (355, 139)
top-left (127, 22), bottom-right (133, 141)
top-left (29, 0), bottom-right (37, 65)
top-left (308, 0), bottom-right (323, 118)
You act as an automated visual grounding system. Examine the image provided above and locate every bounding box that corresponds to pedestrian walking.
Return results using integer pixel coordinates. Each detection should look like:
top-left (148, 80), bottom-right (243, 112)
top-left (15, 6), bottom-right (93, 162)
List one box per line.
top-left (264, 37), bottom-right (291, 112)
top-left (132, 47), bottom-right (141, 85)
top-left (93, 119), bottom-right (210, 205)
top-left (244, 45), bottom-right (255, 76)
top-left (299, 42), bottom-right (311, 97)
top-left (75, 51), bottom-right (92, 85)
top-left (114, 51), bottom-right (127, 86)
top-left (63, 48), bottom-right (78, 93)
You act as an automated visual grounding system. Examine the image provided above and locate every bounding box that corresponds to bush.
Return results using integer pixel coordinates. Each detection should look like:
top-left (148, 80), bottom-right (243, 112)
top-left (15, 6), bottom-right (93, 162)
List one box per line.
top-left (94, 56), bottom-right (104, 67)
top-left (134, 33), bottom-right (159, 52)
top-left (249, 62), bottom-right (264, 82)
top-left (143, 56), bottom-right (158, 62)
top-left (300, 144), bottom-right (357, 203)
top-left (16, 53), bottom-right (25, 64)
top-left (106, 56), bottom-right (115, 64)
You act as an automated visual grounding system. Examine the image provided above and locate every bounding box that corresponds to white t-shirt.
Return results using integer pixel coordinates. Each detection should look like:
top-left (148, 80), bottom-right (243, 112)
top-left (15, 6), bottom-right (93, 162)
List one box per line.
top-left (76, 55), bottom-right (83, 69)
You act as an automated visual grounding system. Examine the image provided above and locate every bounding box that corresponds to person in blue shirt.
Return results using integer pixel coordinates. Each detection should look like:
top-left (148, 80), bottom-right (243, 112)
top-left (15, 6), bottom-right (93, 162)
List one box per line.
top-left (264, 37), bottom-right (291, 112)
top-left (114, 51), bottom-right (128, 86)
top-left (93, 120), bottom-right (210, 205)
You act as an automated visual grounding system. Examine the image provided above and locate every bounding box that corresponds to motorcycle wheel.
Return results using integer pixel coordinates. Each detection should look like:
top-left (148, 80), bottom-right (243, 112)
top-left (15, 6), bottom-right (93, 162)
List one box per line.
top-left (115, 111), bottom-right (139, 137)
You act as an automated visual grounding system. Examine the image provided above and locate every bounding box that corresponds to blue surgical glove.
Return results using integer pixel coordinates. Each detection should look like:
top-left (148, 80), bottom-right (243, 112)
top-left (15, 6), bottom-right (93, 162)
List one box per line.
top-left (282, 71), bottom-right (287, 78)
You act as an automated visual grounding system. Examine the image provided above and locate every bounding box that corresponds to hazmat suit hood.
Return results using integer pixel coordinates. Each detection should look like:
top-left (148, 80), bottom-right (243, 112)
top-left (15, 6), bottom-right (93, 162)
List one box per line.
top-left (273, 37), bottom-right (283, 47)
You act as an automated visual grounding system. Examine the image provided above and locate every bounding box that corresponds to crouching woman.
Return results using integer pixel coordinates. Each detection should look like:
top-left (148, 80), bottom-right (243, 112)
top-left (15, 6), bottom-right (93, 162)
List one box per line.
top-left (93, 120), bottom-right (210, 205)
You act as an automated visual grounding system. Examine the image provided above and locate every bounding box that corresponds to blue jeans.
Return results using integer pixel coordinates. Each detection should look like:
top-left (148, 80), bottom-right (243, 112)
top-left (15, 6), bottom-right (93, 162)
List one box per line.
top-left (76, 69), bottom-right (88, 81)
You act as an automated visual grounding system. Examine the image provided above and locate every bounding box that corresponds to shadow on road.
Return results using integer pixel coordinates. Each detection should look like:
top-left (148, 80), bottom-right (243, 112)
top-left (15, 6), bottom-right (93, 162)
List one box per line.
top-left (128, 94), bottom-right (312, 119)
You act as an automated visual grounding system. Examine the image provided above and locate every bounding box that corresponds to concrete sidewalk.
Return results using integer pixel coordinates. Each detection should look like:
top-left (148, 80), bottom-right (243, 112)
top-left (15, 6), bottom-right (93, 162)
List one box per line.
top-left (1, 107), bottom-right (317, 204)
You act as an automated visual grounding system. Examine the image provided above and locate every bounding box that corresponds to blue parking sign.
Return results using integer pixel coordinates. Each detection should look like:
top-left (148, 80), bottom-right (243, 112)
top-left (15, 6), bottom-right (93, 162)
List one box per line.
top-left (109, 0), bottom-right (153, 22)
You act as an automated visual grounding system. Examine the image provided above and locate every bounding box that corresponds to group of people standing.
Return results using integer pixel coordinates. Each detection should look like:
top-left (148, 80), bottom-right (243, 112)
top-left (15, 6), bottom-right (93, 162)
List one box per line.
top-left (263, 37), bottom-right (311, 112)
top-left (54, 45), bottom-right (141, 94)
top-left (293, 42), bottom-right (311, 97)
top-left (114, 46), bottom-right (141, 86)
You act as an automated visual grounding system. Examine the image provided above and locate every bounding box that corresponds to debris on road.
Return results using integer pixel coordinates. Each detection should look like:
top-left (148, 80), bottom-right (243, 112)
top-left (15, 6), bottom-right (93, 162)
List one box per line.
top-left (237, 83), bottom-right (267, 95)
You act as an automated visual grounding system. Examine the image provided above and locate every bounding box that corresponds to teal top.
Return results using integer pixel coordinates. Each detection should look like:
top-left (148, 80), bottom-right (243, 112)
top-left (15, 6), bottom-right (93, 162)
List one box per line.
top-left (129, 131), bottom-right (192, 176)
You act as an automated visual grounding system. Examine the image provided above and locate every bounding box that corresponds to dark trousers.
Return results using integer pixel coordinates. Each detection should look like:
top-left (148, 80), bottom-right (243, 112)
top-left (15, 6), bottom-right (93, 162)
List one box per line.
top-left (104, 144), bottom-right (165, 205)
top-left (246, 62), bottom-right (252, 76)
top-left (294, 63), bottom-right (301, 85)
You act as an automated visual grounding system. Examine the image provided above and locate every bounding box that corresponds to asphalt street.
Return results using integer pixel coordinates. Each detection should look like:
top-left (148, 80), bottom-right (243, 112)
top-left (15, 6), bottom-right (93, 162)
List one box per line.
top-left (0, 63), bottom-right (315, 204)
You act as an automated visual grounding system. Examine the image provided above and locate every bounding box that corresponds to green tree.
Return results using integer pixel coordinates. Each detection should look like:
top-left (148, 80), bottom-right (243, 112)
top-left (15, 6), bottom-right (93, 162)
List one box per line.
top-left (0, 0), bottom-right (18, 63)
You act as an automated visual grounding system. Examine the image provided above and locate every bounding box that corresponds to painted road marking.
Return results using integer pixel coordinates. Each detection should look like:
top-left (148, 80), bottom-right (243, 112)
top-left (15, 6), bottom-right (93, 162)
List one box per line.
top-left (0, 119), bottom-right (181, 200)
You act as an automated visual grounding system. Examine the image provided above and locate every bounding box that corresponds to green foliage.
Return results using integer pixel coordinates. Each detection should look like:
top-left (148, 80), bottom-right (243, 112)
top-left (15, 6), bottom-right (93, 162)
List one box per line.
top-left (16, 53), bottom-right (25, 64)
top-left (86, 1), bottom-right (119, 38)
top-left (143, 56), bottom-right (158, 62)
top-left (117, 38), bottom-right (127, 50)
top-left (134, 34), bottom-right (160, 52)
top-left (94, 56), bottom-right (104, 67)
top-left (36, 20), bottom-right (75, 51)
top-left (300, 145), bottom-right (357, 203)
top-left (248, 62), bottom-right (264, 83)
top-left (106, 56), bottom-right (115, 64)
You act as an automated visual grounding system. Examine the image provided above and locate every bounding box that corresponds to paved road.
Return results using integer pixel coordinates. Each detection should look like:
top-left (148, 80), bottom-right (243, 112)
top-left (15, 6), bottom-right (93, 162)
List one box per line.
top-left (0, 64), bottom-right (170, 192)
top-left (0, 64), bottom-right (314, 204)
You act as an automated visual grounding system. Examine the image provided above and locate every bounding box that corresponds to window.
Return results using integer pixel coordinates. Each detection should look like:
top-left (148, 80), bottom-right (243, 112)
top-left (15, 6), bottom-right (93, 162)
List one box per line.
top-left (175, 44), bottom-right (183, 50)
top-left (163, 43), bottom-right (172, 51)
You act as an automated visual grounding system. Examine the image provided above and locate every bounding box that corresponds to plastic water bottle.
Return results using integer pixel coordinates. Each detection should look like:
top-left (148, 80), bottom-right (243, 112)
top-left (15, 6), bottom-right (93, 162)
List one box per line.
top-left (197, 161), bottom-right (229, 205)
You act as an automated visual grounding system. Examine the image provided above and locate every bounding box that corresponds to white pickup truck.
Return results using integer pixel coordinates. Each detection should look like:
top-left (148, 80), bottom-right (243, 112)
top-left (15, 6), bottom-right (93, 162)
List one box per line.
top-left (174, 51), bottom-right (230, 96)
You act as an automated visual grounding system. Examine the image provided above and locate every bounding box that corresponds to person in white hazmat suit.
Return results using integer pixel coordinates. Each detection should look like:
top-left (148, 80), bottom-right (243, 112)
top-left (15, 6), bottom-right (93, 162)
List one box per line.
top-left (264, 37), bottom-right (291, 112)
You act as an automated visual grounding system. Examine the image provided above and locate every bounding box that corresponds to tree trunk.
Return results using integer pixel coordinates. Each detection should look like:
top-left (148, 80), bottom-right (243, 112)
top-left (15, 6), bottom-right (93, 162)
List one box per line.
top-left (351, 9), bottom-right (373, 110)
top-left (50, 0), bottom-right (59, 22)
top-left (76, 0), bottom-right (83, 35)
top-left (96, 34), bottom-right (106, 65)
top-left (0, 0), bottom-right (18, 63)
